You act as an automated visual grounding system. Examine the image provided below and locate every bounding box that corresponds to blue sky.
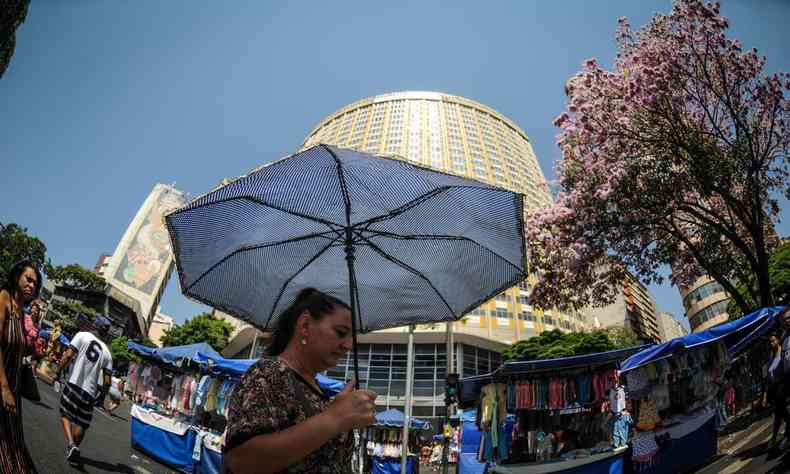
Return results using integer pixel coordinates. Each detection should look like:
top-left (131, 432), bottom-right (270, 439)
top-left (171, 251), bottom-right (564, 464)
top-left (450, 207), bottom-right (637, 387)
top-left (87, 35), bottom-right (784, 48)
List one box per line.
top-left (2, 1), bottom-right (789, 331)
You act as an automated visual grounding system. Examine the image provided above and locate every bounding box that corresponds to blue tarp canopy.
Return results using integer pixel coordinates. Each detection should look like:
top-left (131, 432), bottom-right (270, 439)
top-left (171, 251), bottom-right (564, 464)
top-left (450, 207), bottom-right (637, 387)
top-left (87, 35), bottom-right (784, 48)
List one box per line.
top-left (620, 306), bottom-right (784, 373)
top-left (499, 344), bottom-right (653, 375)
top-left (193, 352), bottom-right (345, 395)
top-left (155, 343), bottom-right (221, 366)
top-left (38, 329), bottom-right (70, 346)
top-left (127, 341), bottom-right (157, 358)
top-left (374, 409), bottom-right (431, 430)
top-left (127, 341), bottom-right (220, 368)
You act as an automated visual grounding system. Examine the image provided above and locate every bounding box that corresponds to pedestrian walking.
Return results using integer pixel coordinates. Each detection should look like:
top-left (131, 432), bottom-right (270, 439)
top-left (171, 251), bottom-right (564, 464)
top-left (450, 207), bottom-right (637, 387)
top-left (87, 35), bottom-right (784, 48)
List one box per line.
top-left (0, 260), bottom-right (41, 473)
top-left (105, 374), bottom-right (125, 415)
top-left (53, 316), bottom-right (113, 465)
top-left (223, 288), bottom-right (378, 474)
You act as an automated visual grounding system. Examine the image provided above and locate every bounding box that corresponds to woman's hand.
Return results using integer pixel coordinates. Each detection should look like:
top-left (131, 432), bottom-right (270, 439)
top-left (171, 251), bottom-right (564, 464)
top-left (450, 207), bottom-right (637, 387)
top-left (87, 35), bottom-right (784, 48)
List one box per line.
top-left (1, 385), bottom-right (16, 415)
top-left (325, 378), bottom-right (377, 432)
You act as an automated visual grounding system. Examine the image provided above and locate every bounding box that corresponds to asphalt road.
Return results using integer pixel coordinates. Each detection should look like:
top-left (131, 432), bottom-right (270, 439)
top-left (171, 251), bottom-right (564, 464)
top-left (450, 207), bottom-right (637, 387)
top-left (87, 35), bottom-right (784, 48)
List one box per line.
top-left (22, 378), bottom-right (177, 474)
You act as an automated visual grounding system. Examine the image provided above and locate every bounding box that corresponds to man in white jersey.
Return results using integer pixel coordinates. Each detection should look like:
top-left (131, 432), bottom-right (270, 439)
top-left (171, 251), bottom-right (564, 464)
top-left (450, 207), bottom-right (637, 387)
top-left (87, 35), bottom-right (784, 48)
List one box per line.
top-left (53, 316), bottom-right (113, 464)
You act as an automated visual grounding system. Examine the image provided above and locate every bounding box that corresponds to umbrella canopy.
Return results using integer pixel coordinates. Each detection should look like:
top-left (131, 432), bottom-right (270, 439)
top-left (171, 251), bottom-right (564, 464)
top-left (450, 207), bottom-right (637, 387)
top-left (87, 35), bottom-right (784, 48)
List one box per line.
top-left (165, 144), bottom-right (527, 379)
top-left (375, 408), bottom-right (431, 430)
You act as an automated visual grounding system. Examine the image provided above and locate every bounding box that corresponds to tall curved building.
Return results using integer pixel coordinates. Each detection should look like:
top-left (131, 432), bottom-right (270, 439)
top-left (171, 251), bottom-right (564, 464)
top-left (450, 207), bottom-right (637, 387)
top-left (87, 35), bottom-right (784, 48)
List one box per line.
top-left (681, 276), bottom-right (730, 332)
top-left (294, 92), bottom-right (588, 423)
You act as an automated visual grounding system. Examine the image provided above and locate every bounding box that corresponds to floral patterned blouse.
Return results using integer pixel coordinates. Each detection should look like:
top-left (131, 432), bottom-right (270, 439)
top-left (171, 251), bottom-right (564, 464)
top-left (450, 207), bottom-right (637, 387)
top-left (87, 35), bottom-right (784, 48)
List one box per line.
top-left (224, 357), bottom-right (353, 473)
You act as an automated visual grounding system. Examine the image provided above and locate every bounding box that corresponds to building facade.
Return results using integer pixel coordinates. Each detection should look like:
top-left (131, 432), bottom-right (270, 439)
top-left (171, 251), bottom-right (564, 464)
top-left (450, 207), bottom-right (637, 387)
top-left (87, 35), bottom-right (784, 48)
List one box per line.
top-left (583, 272), bottom-right (661, 344)
top-left (102, 183), bottom-right (188, 334)
top-left (681, 276), bottom-right (730, 332)
top-left (294, 91), bottom-right (588, 426)
top-left (148, 312), bottom-right (175, 347)
top-left (657, 312), bottom-right (688, 342)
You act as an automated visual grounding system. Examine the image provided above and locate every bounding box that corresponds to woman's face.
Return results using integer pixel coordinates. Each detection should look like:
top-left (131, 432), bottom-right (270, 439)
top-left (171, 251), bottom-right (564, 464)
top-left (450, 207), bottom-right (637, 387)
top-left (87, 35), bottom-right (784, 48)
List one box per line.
top-left (770, 335), bottom-right (780, 348)
top-left (29, 301), bottom-right (41, 322)
top-left (303, 304), bottom-right (353, 371)
top-left (16, 267), bottom-right (38, 303)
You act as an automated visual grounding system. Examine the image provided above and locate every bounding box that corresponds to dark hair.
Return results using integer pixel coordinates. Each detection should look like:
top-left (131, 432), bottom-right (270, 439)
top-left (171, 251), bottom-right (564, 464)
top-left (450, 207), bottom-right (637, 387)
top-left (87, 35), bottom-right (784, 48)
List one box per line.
top-left (266, 288), bottom-right (351, 356)
top-left (2, 260), bottom-right (43, 301)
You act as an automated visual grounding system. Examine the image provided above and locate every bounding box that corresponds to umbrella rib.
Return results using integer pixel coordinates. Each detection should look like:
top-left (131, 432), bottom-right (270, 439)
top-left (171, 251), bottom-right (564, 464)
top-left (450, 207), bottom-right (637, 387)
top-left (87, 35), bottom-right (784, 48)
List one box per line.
top-left (265, 236), bottom-right (342, 329)
top-left (183, 231), bottom-right (341, 293)
top-left (356, 187), bottom-right (451, 229)
top-left (172, 195), bottom-right (346, 230)
top-left (359, 228), bottom-right (526, 275)
top-left (355, 233), bottom-right (458, 320)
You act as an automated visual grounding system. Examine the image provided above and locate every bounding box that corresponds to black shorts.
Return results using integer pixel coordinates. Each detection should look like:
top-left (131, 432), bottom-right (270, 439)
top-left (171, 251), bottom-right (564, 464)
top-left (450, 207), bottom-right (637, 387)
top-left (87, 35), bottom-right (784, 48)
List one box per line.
top-left (60, 383), bottom-right (95, 429)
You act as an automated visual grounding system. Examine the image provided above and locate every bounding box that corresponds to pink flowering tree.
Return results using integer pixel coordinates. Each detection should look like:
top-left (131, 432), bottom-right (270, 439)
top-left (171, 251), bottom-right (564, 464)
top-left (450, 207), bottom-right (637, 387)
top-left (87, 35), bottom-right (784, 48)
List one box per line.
top-left (528, 0), bottom-right (790, 315)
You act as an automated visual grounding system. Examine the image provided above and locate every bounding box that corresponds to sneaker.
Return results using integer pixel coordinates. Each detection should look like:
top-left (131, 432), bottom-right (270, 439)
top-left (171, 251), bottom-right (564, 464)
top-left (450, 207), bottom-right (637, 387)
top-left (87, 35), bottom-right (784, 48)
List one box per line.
top-left (66, 444), bottom-right (80, 462)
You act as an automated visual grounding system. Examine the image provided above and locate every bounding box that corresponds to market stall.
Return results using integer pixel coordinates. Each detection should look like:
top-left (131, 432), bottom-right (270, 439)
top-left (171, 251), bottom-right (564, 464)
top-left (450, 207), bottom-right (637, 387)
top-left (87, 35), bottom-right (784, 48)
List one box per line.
top-left (362, 408), bottom-right (430, 474)
top-left (618, 306), bottom-right (783, 473)
top-left (127, 343), bottom-right (344, 473)
top-left (458, 345), bottom-right (650, 474)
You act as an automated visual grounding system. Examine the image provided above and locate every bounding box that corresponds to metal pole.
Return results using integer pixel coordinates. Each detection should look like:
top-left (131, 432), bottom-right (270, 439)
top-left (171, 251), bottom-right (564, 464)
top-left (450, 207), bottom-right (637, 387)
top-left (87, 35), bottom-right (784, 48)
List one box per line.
top-left (442, 322), bottom-right (454, 474)
top-left (401, 324), bottom-right (415, 474)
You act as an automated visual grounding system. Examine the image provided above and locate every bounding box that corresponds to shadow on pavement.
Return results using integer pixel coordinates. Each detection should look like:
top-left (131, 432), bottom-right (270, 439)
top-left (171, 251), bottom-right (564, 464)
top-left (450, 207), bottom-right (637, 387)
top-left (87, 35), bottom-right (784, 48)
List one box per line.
top-left (78, 455), bottom-right (134, 473)
top-left (768, 451), bottom-right (790, 474)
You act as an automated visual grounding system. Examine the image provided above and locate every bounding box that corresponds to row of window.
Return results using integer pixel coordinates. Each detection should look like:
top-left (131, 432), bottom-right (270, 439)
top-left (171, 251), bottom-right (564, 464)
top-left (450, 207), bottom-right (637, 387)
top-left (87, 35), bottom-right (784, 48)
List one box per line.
top-left (689, 300), bottom-right (729, 329)
top-left (683, 281), bottom-right (728, 310)
top-left (323, 343), bottom-right (501, 398)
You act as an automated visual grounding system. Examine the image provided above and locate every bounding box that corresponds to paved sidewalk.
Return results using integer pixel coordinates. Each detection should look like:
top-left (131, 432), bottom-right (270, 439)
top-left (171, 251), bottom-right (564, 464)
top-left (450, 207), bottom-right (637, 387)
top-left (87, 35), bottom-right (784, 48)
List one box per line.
top-left (693, 407), bottom-right (790, 474)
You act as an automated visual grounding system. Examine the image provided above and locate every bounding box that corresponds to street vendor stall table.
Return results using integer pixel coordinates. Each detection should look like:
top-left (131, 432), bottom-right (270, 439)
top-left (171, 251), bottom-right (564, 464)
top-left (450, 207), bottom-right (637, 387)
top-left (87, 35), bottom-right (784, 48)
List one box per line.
top-left (365, 409), bottom-right (429, 474)
top-left (128, 343), bottom-right (345, 473)
top-left (457, 345), bottom-right (650, 474)
top-left (617, 306), bottom-right (783, 474)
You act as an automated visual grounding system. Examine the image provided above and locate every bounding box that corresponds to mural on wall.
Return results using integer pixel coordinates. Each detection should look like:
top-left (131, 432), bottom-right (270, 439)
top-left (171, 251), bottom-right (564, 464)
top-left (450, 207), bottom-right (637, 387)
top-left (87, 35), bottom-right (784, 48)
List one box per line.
top-left (113, 187), bottom-right (186, 295)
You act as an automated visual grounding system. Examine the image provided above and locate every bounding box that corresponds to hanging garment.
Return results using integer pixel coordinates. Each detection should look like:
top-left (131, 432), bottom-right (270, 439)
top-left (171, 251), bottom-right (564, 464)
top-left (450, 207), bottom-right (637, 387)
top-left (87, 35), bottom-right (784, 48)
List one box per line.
top-left (609, 386), bottom-right (626, 414)
top-left (631, 431), bottom-right (659, 466)
top-left (635, 399), bottom-right (660, 431)
top-left (627, 368), bottom-right (650, 394)
top-left (577, 374), bottom-right (592, 403)
top-left (612, 412), bottom-right (633, 448)
top-left (507, 383), bottom-right (516, 413)
top-left (652, 384), bottom-right (671, 412)
top-left (194, 375), bottom-right (212, 408)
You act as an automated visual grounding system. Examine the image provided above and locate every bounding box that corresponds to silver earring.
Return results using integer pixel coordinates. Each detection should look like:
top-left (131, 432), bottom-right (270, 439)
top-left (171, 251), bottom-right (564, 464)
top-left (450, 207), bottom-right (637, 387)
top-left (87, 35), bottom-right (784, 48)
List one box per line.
top-left (301, 338), bottom-right (307, 345)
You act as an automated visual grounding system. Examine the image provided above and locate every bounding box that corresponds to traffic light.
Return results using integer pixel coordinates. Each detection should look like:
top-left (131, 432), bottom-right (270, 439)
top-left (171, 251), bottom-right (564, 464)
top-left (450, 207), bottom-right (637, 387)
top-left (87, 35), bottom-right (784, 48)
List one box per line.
top-left (444, 373), bottom-right (459, 406)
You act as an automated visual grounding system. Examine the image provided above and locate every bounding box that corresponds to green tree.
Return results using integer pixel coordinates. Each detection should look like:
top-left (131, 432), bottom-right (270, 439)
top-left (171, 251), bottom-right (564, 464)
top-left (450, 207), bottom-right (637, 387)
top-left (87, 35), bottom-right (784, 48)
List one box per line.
top-left (604, 327), bottom-right (641, 350)
top-left (0, 222), bottom-right (48, 282)
top-left (45, 263), bottom-right (106, 291)
top-left (727, 241), bottom-right (790, 319)
top-left (110, 336), bottom-right (136, 370)
top-left (160, 313), bottom-right (234, 352)
top-left (47, 300), bottom-right (99, 334)
top-left (502, 327), bottom-right (641, 362)
top-left (0, 0), bottom-right (30, 79)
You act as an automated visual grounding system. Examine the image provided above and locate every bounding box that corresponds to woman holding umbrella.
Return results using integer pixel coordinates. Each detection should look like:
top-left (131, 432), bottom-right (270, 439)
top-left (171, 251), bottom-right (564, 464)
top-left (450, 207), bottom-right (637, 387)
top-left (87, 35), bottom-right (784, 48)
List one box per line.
top-left (224, 288), bottom-right (378, 474)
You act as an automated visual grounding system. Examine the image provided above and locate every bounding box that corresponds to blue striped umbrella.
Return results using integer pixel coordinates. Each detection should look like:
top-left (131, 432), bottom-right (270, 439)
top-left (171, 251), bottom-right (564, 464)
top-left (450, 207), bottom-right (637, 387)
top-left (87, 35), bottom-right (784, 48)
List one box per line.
top-left (165, 144), bottom-right (527, 381)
